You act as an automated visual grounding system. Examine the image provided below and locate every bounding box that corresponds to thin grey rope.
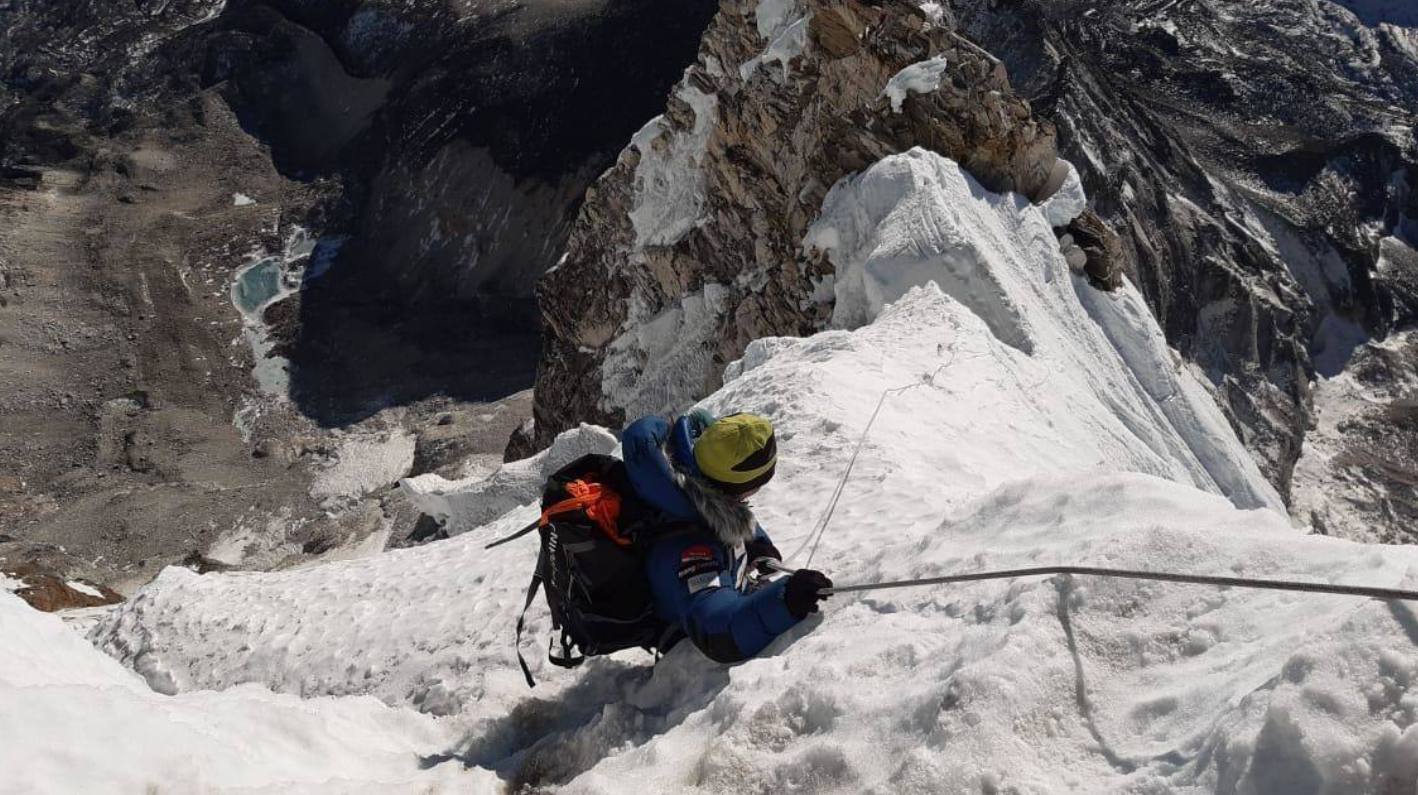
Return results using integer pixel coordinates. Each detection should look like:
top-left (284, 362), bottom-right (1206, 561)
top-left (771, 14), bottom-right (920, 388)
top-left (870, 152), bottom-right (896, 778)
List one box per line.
top-left (770, 561), bottom-right (1418, 602)
top-left (795, 387), bottom-right (890, 568)
top-left (788, 348), bottom-right (960, 568)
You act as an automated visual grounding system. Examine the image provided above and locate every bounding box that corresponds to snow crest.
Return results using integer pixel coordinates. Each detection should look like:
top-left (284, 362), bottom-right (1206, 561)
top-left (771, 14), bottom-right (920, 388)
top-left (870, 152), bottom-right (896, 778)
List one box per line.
top-left (804, 148), bottom-right (1281, 511)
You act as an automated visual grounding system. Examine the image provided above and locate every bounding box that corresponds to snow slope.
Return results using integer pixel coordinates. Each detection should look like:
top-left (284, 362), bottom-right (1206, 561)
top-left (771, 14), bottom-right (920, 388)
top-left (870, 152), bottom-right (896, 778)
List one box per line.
top-left (0, 591), bottom-right (490, 794)
top-left (69, 149), bottom-right (1418, 792)
top-left (805, 148), bottom-right (1281, 513)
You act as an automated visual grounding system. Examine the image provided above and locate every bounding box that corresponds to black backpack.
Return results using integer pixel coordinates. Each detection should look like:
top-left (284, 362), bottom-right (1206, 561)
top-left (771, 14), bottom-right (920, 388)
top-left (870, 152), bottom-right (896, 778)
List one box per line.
top-left (485, 454), bottom-right (670, 686)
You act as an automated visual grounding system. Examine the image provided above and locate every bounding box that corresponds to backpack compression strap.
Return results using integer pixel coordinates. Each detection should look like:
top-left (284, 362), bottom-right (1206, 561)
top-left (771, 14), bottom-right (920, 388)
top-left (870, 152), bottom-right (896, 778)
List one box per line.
top-left (486, 518), bottom-right (539, 549)
top-left (513, 576), bottom-right (586, 686)
top-left (514, 572), bottom-right (543, 687)
top-left (484, 478), bottom-right (627, 550)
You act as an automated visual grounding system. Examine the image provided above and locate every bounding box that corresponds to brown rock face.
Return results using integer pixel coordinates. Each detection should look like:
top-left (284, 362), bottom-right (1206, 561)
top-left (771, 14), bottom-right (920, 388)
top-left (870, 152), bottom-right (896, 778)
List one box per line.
top-left (534, 0), bottom-right (1071, 444)
top-left (4, 568), bottom-right (123, 612)
top-left (1068, 210), bottom-right (1126, 291)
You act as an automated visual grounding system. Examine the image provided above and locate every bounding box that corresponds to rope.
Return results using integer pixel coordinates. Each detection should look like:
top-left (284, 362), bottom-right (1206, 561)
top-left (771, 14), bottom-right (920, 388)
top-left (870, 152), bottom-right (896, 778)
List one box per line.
top-left (791, 387), bottom-right (890, 568)
top-left (817, 565), bottom-right (1418, 602)
top-left (787, 353), bottom-right (958, 568)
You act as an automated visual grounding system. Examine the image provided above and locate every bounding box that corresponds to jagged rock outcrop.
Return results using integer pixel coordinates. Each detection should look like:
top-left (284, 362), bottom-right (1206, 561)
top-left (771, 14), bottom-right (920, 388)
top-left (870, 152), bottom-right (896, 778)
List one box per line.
top-left (944, 0), bottom-right (1418, 536)
top-left (1292, 330), bottom-right (1418, 542)
top-left (1066, 210), bottom-right (1126, 290)
top-left (534, 0), bottom-right (1078, 442)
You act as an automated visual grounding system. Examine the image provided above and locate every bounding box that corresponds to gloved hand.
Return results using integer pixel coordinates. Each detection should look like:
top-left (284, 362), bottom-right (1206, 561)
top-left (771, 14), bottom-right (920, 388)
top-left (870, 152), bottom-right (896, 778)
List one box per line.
top-left (783, 569), bottom-right (833, 619)
top-left (745, 536), bottom-right (783, 575)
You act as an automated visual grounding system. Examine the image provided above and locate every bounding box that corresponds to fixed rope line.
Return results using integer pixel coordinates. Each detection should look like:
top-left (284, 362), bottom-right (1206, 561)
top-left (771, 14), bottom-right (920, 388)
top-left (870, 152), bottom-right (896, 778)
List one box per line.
top-left (793, 385), bottom-right (890, 568)
top-left (789, 352), bottom-right (958, 568)
top-left (763, 560), bottom-right (1418, 602)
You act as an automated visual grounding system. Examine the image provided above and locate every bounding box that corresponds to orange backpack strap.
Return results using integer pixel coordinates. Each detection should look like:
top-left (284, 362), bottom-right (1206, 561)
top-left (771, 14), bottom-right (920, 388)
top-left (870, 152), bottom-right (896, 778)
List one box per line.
top-left (539, 478), bottom-right (630, 547)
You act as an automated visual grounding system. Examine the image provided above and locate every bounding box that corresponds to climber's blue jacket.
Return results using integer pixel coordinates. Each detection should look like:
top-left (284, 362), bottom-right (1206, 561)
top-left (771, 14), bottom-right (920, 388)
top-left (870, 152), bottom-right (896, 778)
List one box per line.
top-left (621, 415), bottom-right (801, 663)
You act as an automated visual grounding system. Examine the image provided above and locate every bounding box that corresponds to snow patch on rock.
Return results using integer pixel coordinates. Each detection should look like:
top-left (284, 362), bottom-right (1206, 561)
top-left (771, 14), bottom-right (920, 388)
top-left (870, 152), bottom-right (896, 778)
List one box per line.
top-left (917, 1), bottom-right (946, 25)
top-left (311, 431), bottom-right (416, 505)
top-left (883, 56), bottom-right (949, 113)
top-left (1291, 330), bottom-right (1418, 540)
top-left (740, 0), bottom-right (811, 82)
top-left (628, 84), bottom-right (718, 248)
top-left (600, 283), bottom-right (733, 420)
top-left (65, 580), bottom-right (104, 599)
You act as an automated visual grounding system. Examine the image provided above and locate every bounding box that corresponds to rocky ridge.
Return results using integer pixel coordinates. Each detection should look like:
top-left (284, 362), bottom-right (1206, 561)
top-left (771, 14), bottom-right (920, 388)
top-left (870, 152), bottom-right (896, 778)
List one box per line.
top-left (535, 0), bottom-right (1418, 541)
top-left (948, 0), bottom-right (1418, 536)
top-left (533, 0), bottom-right (1104, 441)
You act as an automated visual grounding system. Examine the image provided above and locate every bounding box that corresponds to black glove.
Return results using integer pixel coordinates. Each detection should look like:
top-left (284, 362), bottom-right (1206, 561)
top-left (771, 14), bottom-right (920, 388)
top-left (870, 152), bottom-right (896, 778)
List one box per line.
top-left (745, 537), bottom-right (783, 575)
top-left (783, 569), bottom-right (833, 619)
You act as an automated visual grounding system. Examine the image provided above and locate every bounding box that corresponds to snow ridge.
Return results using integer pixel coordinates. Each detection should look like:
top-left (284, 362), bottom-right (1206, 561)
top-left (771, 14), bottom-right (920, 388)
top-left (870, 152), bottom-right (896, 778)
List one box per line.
top-left (805, 148), bottom-right (1280, 511)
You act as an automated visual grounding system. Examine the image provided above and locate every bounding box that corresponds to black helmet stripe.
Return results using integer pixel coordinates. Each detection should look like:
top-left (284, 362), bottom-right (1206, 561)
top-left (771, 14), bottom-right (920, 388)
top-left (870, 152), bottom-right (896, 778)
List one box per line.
top-left (730, 433), bottom-right (777, 472)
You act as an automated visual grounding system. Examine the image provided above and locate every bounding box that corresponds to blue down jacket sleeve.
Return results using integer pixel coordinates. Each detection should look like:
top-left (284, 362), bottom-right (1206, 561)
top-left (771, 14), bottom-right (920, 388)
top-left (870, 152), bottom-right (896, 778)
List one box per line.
top-left (621, 416), bottom-right (698, 520)
top-left (646, 531), bottom-right (800, 663)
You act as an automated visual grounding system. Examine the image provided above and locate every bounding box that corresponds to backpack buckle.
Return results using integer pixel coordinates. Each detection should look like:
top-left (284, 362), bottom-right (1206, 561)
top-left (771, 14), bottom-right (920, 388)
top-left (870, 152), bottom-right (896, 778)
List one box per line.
top-left (547, 632), bottom-right (585, 669)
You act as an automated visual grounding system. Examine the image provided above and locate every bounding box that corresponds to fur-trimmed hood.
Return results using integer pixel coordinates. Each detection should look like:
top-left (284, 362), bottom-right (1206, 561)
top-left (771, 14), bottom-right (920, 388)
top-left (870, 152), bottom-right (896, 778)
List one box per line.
top-left (617, 414), bottom-right (761, 548)
top-left (675, 471), bottom-right (758, 547)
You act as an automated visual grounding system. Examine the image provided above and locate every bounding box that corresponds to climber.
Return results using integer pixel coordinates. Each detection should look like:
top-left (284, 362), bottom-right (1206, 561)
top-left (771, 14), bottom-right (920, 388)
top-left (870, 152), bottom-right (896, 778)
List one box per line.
top-left (620, 409), bottom-right (833, 663)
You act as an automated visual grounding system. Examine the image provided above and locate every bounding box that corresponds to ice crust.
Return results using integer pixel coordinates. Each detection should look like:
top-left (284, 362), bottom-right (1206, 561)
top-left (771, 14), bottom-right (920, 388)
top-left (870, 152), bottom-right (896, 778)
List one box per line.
top-left (0, 591), bottom-right (489, 792)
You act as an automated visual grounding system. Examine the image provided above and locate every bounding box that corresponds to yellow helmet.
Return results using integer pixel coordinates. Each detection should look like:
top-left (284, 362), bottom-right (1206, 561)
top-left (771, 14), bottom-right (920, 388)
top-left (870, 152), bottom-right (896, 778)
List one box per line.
top-left (692, 413), bottom-right (777, 495)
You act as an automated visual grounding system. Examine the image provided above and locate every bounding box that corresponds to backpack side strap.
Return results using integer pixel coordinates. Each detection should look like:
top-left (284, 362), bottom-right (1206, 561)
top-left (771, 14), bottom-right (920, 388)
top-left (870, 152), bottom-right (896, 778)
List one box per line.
top-left (485, 518), bottom-right (541, 550)
top-left (515, 572), bottom-right (543, 687)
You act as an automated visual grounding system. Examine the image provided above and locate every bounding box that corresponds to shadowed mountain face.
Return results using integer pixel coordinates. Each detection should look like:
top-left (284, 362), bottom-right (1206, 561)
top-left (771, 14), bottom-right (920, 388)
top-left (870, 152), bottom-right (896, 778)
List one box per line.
top-left (2, 0), bottom-right (718, 425)
top-left (0, 0), bottom-right (716, 587)
top-left (947, 0), bottom-right (1418, 520)
top-left (211, 0), bottom-right (721, 423)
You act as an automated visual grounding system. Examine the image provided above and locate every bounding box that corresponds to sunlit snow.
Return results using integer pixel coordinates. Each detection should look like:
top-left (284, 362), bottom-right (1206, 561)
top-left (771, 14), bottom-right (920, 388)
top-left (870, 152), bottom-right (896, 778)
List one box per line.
top-left (13, 149), bottom-right (1418, 792)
